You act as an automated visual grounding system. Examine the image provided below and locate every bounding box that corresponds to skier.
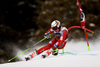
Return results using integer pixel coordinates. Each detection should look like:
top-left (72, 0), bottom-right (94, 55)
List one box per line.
top-left (77, 2), bottom-right (85, 29)
top-left (25, 20), bottom-right (68, 61)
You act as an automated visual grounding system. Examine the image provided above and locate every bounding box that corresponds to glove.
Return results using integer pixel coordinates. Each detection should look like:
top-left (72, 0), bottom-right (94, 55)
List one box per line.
top-left (44, 33), bottom-right (51, 39)
top-left (52, 49), bottom-right (59, 56)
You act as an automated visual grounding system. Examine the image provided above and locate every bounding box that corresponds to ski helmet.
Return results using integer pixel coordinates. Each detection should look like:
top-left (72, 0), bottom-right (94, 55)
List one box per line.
top-left (51, 20), bottom-right (61, 30)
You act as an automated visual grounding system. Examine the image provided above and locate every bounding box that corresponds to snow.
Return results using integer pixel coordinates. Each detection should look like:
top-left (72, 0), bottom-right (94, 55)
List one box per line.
top-left (0, 39), bottom-right (100, 67)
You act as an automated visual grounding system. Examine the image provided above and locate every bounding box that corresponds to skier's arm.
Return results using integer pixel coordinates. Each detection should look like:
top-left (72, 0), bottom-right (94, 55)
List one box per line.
top-left (45, 28), bottom-right (54, 35)
top-left (44, 28), bottom-right (54, 38)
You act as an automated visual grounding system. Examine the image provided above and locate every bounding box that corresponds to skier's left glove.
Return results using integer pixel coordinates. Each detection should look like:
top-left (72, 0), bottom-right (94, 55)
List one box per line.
top-left (44, 33), bottom-right (51, 39)
top-left (52, 49), bottom-right (59, 56)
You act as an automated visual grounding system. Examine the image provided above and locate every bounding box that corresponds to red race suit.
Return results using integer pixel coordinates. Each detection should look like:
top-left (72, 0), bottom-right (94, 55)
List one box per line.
top-left (37, 27), bottom-right (68, 54)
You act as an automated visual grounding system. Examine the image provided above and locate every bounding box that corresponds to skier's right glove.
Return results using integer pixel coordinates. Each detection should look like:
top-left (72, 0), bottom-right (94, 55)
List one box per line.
top-left (44, 33), bottom-right (51, 39)
top-left (52, 49), bottom-right (58, 56)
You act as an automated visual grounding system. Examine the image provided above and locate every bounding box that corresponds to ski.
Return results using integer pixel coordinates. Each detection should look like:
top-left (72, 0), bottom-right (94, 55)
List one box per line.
top-left (59, 52), bottom-right (75, 55)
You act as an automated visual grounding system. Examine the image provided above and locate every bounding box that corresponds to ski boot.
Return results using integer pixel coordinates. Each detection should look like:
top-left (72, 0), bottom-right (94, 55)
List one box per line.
top-left (42, 49), bottom-right (53, 58)
top-left (52, 49), bottom-right (58, 56)
top-left (25, 57), bottom-right (31, 61)
top-left (25, 50), bottom-right (38, 61)
top-left (42, 55), bottom-right (46, 58)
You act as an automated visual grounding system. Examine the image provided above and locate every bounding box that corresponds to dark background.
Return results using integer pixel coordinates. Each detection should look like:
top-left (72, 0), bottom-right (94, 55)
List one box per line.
top-left (0, 0), bottom-right (100, 64)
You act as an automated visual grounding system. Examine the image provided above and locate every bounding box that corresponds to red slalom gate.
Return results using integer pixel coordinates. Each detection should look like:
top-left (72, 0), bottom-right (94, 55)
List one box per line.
top-left (68, 26), bottom-right (94, 51)
top-left (67, 0), bottom-right (94, 51)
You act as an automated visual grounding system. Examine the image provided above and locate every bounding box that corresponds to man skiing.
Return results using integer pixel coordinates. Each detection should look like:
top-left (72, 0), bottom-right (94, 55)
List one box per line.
top-left (25, 20), bottom-right (68, 61)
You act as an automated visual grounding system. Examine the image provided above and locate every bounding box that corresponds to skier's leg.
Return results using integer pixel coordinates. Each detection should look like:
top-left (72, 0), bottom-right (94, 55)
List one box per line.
top-left (36, 43), bottom-right (51, 54)
top-left (25, 44), bottom-right (51, 61)
top-left (37, 37), bottom-right (57, 54)
top-left (25, 50), bottom-right (38, 61)
top-left (59, 42), bottom-right (67, 49)
top-left (52, 40), bottom-right (67, 56)
top-left (25, 37), bottom-right (59, 60)
top-left (42, 49), bottom-right (53, 58)
top-left (25, 37), bottom-right (57, 60)
top-left (41, 37), bottom-right (59, 58)
top-left (42, 38), bottom-right (61, 57)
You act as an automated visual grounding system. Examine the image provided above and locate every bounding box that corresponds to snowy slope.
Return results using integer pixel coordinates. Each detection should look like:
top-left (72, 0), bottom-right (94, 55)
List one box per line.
top-left (0, 51), bottom-right (100, 67)
top-left (0, 39), bottom-right (100, 67)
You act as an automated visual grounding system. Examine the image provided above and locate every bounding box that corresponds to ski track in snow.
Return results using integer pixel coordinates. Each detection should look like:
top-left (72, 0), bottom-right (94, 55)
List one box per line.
top-left (0, 38), bottom-right (100, 67)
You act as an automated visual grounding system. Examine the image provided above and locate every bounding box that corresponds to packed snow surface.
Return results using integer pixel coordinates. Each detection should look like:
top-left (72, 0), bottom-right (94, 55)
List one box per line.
top-left (0, 39), bottom-right (100, 67)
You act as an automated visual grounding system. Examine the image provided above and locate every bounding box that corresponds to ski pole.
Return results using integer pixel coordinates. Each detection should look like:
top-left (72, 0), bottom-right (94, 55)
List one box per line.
top-left (8, 37), bottom-right (47, 62)
top-left (31, 37), bottom-right (47, 48)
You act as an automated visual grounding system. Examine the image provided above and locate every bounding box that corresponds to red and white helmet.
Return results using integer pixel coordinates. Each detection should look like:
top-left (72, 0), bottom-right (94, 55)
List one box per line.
top-left (51, 20), bottom-right (61, 30)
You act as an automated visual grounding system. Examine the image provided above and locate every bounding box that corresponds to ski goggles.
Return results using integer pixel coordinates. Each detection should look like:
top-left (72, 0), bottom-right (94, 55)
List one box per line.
top-left (52, 26), bottom-right (58, 30)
